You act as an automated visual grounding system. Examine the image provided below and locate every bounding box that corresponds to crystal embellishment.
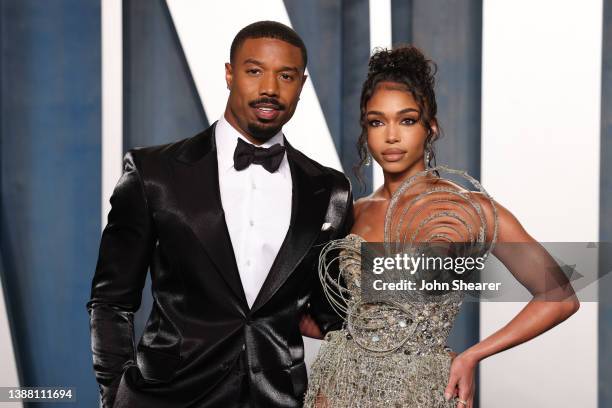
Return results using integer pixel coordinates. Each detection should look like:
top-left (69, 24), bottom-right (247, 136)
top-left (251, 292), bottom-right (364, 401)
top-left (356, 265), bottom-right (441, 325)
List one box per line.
top-left (304, 165), bottom-right (499, 407)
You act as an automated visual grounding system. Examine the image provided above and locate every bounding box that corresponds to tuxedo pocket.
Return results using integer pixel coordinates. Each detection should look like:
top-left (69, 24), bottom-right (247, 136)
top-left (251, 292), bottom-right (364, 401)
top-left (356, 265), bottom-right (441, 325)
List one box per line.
top-left (288, 360), bottom-right (307, 398)
top-left (136, 345), bottom-right (181, 384)
top-left (320, 222), bottom-right (332, 232)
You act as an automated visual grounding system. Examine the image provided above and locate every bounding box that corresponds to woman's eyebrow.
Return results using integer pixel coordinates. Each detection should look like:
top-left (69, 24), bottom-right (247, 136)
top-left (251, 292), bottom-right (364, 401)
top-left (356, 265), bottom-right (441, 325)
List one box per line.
top-left (397, 108), bottom-right (419, 114)
top-left (366, 108), bottom-right (419, 116)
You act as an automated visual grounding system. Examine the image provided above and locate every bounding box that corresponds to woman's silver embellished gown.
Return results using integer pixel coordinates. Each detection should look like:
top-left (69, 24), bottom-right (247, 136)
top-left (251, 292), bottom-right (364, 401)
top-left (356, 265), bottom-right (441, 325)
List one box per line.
top-left (304, 166), bottom-right (498, 408)
top-left (304, 234), bottom-right (461, 407)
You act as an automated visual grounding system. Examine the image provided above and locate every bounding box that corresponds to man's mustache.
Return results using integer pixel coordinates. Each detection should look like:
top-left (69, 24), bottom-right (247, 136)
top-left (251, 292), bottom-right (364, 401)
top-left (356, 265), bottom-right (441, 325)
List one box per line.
top-left (249, 98), bottom-right (286, 111)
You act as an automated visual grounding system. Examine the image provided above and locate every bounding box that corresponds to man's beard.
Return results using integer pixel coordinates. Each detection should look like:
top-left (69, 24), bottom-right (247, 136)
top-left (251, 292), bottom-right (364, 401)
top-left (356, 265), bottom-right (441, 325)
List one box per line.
top-left (247, 121), bottom-right (282, 142)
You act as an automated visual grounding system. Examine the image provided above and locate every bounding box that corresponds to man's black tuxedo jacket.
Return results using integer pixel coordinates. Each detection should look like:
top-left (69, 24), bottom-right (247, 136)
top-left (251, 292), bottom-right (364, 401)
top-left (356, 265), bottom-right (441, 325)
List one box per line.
top-left (86, 123), bottom-right (353, 408)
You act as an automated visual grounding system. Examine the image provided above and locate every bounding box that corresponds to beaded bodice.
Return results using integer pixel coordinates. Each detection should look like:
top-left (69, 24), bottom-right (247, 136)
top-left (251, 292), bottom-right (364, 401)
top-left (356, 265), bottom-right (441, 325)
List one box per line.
top-left (333, 234), bottom-right (464, 357)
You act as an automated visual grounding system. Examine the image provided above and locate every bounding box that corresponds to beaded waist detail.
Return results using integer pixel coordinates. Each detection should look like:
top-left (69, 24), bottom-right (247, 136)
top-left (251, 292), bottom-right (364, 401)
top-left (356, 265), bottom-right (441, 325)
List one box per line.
top-left (304, 330), bottom-right (456, 407)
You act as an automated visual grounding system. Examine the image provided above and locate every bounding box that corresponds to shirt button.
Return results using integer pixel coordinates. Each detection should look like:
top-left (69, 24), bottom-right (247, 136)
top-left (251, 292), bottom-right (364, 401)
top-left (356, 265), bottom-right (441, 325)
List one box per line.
top-left (246, 260), bottom-right (251, 267)
top-left (249, 220), bottom-right (254, 227)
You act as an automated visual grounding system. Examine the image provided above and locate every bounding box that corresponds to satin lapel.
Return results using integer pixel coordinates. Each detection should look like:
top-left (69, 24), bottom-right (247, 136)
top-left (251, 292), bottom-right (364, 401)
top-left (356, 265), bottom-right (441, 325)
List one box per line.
top-left (250, 144), bottom-right (329, 313)
top-left (172, 124), bottom-right (248, 310)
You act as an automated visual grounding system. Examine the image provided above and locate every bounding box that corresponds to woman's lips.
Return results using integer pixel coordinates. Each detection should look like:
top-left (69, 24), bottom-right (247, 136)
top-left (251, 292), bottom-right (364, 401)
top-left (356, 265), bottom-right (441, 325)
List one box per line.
top-left (381, 148), bottom-right (406, 162)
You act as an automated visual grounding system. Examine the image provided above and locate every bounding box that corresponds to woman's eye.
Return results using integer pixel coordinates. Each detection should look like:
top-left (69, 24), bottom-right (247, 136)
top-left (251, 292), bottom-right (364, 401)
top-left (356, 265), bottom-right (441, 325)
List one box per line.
top-left (368, 120), bottom-right (383, 127)
top-left (402, 118), bottom-right (416, 125)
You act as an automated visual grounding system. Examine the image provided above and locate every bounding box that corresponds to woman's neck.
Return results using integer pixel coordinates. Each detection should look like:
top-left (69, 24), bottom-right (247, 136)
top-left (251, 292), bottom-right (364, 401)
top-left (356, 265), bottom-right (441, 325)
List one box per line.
top-left (380, 162), bottom-right (426, 198)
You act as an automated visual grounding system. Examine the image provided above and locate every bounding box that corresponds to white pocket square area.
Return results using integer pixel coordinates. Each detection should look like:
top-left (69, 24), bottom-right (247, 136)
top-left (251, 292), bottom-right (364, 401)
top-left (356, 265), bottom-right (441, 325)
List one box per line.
top-left (321, 222), bottom-right (332, 231)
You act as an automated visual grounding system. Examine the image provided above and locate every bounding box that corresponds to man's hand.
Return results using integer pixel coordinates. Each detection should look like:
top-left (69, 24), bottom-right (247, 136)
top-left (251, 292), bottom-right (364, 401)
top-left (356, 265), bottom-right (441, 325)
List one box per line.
top-left (299, 314), bottom-right (324, 339)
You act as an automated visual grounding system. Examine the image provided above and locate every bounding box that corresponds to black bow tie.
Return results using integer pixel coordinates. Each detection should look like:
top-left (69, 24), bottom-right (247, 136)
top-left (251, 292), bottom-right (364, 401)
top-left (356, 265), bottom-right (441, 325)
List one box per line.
top-left (233, 137), bottom-right (286, 173)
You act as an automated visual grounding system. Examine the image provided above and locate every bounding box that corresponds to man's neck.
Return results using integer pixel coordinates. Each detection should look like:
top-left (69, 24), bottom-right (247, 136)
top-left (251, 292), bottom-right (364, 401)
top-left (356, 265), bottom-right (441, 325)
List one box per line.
top-left (223, 110), bottom-right (266, 146)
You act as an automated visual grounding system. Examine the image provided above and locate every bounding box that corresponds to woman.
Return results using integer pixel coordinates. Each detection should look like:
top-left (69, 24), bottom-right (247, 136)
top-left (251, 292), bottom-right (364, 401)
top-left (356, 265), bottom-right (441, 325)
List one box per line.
top-left (302, 46), bottom-right (580, 408)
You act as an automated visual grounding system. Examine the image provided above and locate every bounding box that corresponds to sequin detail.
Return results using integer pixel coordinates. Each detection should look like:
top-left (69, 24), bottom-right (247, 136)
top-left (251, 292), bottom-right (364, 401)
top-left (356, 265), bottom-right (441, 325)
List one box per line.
top-left (305, 167), bottom-right (498, 407)
top-left (304, 234), bottom-right (461, 407)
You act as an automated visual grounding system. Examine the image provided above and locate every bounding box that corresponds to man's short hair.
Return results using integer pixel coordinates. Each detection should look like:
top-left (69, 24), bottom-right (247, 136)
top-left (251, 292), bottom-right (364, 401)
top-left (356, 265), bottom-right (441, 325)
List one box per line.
top-left (230, 20), bottom-right (308, 69)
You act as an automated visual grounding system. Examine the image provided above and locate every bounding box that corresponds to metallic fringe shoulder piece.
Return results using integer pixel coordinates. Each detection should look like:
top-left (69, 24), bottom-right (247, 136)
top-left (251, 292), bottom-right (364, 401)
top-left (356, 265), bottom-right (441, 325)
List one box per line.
top-left (384, 165), bottom-right (499, 264)
top-left (317, 235), bottom-right (362, 319)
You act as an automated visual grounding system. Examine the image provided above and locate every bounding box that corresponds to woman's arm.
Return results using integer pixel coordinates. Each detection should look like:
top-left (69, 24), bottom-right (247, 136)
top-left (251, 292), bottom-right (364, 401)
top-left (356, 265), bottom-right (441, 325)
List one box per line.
top-left (463, 200), bottom-right (579, 362)
top-left (444, 199), bottom-right (580, 407)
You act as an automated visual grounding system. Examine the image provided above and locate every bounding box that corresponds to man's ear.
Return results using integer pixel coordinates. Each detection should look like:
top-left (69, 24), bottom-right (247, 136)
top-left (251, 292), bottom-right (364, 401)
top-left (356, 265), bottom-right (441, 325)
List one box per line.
top-left (296, 73), bottom-right (308, 101)
top-left (225, 63), bottom-right (233, 90)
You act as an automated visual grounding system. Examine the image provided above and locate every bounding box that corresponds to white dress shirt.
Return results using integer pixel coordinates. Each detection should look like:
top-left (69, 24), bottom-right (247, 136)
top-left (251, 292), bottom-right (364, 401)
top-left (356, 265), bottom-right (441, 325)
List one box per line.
top-left (215, 116), bottom-right (292, 308)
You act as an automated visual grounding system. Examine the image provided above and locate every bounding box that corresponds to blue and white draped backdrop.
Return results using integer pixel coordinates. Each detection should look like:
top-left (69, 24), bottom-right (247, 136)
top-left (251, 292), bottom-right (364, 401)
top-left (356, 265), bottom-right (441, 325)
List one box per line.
top-left (0, 1), bottom-right (609, 407)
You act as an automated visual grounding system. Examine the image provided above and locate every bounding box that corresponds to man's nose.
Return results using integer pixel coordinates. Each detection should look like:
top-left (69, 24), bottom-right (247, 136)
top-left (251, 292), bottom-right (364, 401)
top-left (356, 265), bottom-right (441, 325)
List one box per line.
top-left (259, 72), bottom-right (279, 97)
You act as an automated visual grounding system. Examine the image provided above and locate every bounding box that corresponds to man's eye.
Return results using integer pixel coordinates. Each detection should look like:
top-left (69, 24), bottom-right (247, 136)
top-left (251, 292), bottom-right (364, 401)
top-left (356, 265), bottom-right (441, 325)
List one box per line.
top-left (368, 120), bottom-right (383, 127)
top-left (247, 69), bottom-right (261, 75)
top-left (280, 73), bottom-right (293, 81)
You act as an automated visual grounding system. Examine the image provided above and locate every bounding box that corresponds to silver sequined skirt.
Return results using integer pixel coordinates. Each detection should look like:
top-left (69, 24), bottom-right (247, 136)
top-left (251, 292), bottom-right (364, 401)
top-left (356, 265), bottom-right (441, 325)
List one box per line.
top-left (304, 330), bottom-right (457, 408)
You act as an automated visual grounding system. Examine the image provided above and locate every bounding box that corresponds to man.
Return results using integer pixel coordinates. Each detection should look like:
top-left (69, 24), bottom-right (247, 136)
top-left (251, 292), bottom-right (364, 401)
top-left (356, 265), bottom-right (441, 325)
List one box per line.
top-left (87, 21), bottom-right (352, 408)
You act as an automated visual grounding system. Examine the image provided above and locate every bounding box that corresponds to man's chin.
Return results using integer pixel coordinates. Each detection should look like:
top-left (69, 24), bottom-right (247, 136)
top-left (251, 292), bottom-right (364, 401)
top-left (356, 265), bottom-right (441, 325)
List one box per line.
top-left (247, 122), bottom-right (282, 142)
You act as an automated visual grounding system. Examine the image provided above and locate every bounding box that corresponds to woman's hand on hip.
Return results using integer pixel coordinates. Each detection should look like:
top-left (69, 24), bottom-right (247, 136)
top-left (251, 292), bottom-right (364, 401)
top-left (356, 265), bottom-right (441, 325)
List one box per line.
top-left (444, 352), bottom-right (478, 408)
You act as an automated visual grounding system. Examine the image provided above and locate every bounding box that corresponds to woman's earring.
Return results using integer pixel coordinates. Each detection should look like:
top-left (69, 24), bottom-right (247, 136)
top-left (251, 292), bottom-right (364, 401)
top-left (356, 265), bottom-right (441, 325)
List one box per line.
top-left (424, 129), bottom-right (433, 169)
top-left (364, 144), bottom-right (373, 166)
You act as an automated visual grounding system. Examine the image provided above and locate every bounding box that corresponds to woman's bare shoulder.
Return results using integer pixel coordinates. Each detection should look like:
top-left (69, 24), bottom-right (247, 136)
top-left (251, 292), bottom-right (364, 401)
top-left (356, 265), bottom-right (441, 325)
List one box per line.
top-left (470, 192), bottom-right (535, 243)
top-left (353, 197), bottom-right (367, 215)
top-left (353, 193), bottom-right (382, 219)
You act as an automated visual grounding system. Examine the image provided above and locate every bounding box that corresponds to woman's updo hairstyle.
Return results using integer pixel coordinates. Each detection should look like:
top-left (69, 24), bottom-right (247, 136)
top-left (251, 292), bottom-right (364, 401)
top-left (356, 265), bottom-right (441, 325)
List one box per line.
top-left (355, 45), bottom-right (441, 185)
